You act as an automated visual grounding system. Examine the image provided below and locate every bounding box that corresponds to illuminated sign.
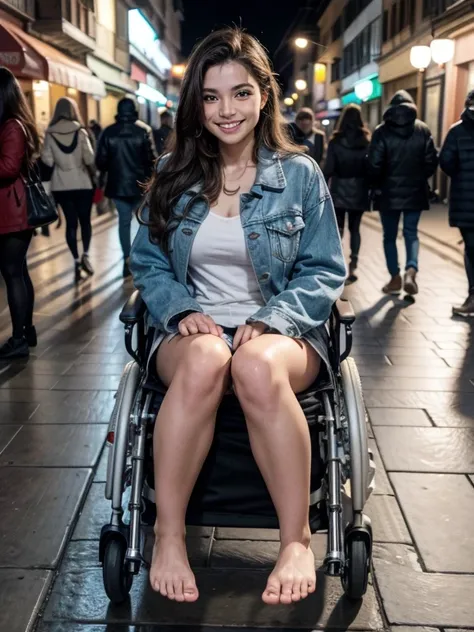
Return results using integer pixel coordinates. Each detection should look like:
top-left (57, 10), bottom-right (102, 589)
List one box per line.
top-left (128, 9), bottom-right (171, 76)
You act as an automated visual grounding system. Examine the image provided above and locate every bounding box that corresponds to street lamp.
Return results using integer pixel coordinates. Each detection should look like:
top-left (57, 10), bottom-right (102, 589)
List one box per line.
top-left (292, 93), bottom-right (299, 100)
top-left (430, 39), bottom-right (455, 65)
top-left (295, 37), bottom-right (309, 49)
top-left (410, 46), bottom-right (431, 71)
top-left (284, 97), bottom-right (294, 106)
top-left (295, 79), bottom-right (307, 91)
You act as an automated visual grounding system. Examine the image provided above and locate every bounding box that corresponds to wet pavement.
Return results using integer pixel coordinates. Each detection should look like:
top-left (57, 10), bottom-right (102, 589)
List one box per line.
top-left (0, 211), bottom-right (473, 632)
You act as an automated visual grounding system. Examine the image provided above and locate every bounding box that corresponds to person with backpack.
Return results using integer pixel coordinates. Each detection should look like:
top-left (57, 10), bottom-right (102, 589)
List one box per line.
top-left (368, 90), bottom-right (438, 296)
top-left (440, 90), bottom-right (474, 317)
top-left (41, 97), bottom-right (96, 282)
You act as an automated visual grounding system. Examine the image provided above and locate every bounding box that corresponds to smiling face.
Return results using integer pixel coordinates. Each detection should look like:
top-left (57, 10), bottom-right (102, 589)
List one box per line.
top-left (202, 61), bottom-right (267, 146)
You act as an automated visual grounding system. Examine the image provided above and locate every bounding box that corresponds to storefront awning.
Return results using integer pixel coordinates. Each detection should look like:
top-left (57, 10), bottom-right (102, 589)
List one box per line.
top-left (86, 55), bottom-right (137, 95)
top-left (0, 22), bottom-right (44, 79)
top-left (0, 21), bottom-right (106, 97)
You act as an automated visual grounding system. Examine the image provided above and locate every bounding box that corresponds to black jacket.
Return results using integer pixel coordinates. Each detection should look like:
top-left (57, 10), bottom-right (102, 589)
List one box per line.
top-left (153, 124), bottom-right (172, 156)
top-left (324, 131), bottom-right (370, 211)
top-left (368, 90), bottom-right (438, 212)
top-left (96, 100), bottom-right (157, 199)
top-left (439, 108), bottom-right (474, 228)
top-left (287, 122), bottom-right (326, 165)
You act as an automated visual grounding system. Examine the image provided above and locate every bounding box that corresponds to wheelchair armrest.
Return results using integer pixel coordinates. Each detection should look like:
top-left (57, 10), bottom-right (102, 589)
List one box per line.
top-left (120, 290), bottom-right (146, 325)
top-left (332, 298), bottom-right (356, 325)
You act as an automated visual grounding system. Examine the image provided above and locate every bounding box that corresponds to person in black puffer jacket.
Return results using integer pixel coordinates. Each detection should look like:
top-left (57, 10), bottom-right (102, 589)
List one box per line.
top-left (96, 98), bottom-right (157, 277)
top-left (324, 104), bottom-right (370, 284)
top-left (440, 90), bottom-right (474, 317)
top-left (368, 90), bottom-right (438, 296)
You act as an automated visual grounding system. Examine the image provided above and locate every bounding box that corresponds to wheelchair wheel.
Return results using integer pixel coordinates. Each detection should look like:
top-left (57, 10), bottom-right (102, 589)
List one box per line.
top-left (342, 534), bottom-right (370, 600)
top-left (103, 537), bottom-right (133, 604)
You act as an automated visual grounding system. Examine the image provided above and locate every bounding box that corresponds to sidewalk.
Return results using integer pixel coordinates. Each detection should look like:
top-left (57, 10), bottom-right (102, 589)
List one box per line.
top-left (0, 215), bottom-right (473, 631)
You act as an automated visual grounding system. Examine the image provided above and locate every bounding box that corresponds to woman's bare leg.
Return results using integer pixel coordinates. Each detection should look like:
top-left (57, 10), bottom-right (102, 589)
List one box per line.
top-left (150, 334), bottom-right (231, 602)
top-left (231, 335), bottom-right (320, 605)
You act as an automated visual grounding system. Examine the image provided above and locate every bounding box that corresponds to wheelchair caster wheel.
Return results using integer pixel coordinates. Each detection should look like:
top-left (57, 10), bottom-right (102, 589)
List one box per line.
top-left (342, 535), bottom-right (370, 600)
top-left (102, 538), bottom-right (133, 604)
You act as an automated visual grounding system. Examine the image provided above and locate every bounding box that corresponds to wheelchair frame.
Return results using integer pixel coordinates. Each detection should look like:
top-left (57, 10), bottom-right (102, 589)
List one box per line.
top-left (99, 291), bottom-right (374, 604)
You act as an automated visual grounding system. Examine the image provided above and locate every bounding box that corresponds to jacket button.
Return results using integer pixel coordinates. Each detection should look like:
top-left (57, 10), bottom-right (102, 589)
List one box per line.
top-left (248, 232), bottom-right (260, 240)
top-left (182, 228), bottom-right (193, 236)
top-left (260, 272), bottom-right (270, 281)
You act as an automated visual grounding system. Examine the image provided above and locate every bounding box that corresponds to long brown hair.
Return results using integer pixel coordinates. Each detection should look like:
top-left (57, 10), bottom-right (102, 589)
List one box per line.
top-left (142, 27), bottom-right (302, 250)
top-left (331, 104), bottom-right (371, 144)
top-left (48, 96), bottom-right (84, 127)
top-left (0, 67), bottom-right (39, 168)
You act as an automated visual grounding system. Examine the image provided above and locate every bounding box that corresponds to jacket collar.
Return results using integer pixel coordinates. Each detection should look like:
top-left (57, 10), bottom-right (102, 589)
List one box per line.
top-left (185, 145), bottom-right (287, 195)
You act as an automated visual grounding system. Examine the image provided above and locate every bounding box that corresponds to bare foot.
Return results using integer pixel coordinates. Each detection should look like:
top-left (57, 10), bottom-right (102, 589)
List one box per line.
top-left (262, 542), bottom-right (316, 605)
top-left (149, 534), bottom-right (199, 602)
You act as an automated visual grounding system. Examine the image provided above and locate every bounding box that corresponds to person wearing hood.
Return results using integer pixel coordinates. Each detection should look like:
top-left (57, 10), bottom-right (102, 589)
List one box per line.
top-left (96, 98), bottom-right (157, 277)
top-left (368, 90), bottom-right (438, 296)
top-left (287, 107), bottom-right (326, 165)
top-left (42, 97), bottom-right (96, 282)
top-left (324, 104), bottom-right (370, 283)
top-left (440, 90), bottom-right (474, 317)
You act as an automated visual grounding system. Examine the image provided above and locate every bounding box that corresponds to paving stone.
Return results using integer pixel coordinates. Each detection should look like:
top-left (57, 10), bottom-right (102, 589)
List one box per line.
top-left (73, 483), bottom-right (109, 540)
top-left (64, 364), bottom-right (125, 376)
top-left (391, 627), bottom-right (439, 632)
top-left (0, 467), bottom-right (91, 568)
top-left (374, 427), bottom-right (474, 473)
top-left (2, 361), bottom-right (73, 376)
top-left (374, 558), bottom-right (474, 626)
top-left (390, 473), bottom-right (474, 572)
top-left (53, 376), bottom-right (121, 391)
top-left (42, 567), bottom-right (383, 629)
top-left (386, 356), bottom-right (448, 367)
top-left (0, 373), bottom-right (60, 390)
top-left (0, 425), bottom-right (22, 453)
top-left (372, 543), bottom-right (422, 571)
top-left (0, 569), bottom-right (52, 632)
top-left (77, 353), bottom-right (130, 364)
top-left (30, 393), bottom-right (115, 424)
top-left (0, 424), bottom-right (106, 467)
top-left (358, 366), bottom-right (459, 378)
top-left (61, 540), bottom-right (101, 572)
top-left (368, 438), bottom-right (393, 495)
top-left (36, 625), bottom-right (351, 632)
top-left (94, 447), bottom-right (108, 482)
top-left (368, 408), bottom-right (431, 427)
top-left (361, 376), bottom-right (474, 393)
top-left (364, 494), bottom-right (411, 544)
top-left (0, 402), bottom-right (38, 423)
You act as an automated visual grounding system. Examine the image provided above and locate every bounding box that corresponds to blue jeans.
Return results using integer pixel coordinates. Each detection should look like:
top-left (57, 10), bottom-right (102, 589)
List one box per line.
top-left (380, 210), bottom-right (422, 277)
top-left (113, 197), bottom-right (142, 259)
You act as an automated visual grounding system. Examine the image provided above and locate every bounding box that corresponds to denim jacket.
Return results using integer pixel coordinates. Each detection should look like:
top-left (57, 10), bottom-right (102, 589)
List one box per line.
top-left (130, 147), bottom-right (346, 342)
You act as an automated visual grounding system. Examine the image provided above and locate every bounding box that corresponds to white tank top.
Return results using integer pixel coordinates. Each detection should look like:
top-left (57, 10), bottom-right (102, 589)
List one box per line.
top-left (188, 211), bottom-right (265, 327)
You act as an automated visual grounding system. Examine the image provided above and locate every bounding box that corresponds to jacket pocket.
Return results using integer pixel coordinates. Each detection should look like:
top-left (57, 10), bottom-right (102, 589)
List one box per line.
top-left (264, 213), bottom-right (305, 262)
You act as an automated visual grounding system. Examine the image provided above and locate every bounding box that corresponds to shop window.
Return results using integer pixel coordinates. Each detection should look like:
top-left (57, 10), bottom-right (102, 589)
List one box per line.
top-left (399, 0), bottom-right (408, 30)
top-left (390, 3), bottom-right (397, 38)
top-left (382, 10), bottom-right (389, 42)
top-left (408, 0), bottom-right (416, 30)
top-left (332, 17), bottom-right (342, 42)
top-left (422, 0), bottom-right (433, 18)
top-left (116, 0), bottom-right (128, 41)
top-left (370, 18), bottom-right (381, 59)
top-left (331, 58), bottom-right (341, 83)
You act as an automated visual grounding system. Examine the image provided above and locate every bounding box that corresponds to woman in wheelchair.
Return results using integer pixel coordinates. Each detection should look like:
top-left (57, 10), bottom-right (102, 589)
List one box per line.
top-left (130, 27), bottom-right (346, 606)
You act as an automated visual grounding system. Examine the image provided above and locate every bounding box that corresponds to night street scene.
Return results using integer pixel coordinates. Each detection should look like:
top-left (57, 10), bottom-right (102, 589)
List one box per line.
top-left (0, 0), bottom-right (473, 631)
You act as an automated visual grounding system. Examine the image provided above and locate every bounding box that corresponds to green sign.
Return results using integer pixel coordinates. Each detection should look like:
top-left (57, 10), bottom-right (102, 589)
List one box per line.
top-left (342, 75), bottom-right (382, 105)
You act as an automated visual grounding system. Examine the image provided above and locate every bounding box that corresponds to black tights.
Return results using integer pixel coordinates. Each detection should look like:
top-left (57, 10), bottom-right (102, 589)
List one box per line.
top-left (0, 230), bottom-right (35, 339)
top-left (53, 189), bottom-right (94, 260)
top-left (335, 208), bottom-right (364, 262)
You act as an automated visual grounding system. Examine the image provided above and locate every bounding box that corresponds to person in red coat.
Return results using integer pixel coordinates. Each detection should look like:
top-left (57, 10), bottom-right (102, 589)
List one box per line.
top-left (0, 67), bottom-right (40, 359)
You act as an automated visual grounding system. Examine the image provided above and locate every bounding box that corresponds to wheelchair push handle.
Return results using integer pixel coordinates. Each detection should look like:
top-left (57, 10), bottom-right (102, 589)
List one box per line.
top-left (120, 290), bottom-right (146, 325)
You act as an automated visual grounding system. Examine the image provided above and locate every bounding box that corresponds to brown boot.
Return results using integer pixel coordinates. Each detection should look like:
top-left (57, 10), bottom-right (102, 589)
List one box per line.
top-left (404, 267), bottom-right (418, 295)
top-left (382, 274), bottom-right (402, 295)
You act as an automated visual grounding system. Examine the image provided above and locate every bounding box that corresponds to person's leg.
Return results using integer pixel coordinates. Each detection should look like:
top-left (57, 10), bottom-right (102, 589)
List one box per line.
top-left (460, 228), bottom-right (474, 295)
top-left (53, 192), bottom-right (79, 260)
top-left (113, 198), bottom-right (134, 259)
top-left (150, 334), bottom-right (232, 602)
top-left (231, 335), bottom-right (321, 605)
top-left (334, 208), bottom-right (345, 238)
top-left (379, 211), bottom-right (401, 276)
top-left (0, 230), bottom-right (34, 350)
top-left (348, 211), bottom-right (363, 266)
top-left (402, 211), bottom-right (422, 295)
top-left (76, 190), bottom-right (95, 276)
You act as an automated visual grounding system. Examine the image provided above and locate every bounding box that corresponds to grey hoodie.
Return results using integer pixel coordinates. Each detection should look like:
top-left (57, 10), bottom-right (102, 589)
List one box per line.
top-left (41, 119), bottom-right (95, 192)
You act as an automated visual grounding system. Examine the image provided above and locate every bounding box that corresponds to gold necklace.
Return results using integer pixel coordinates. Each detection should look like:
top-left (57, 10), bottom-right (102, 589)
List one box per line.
top-left (223, 162), bottom-right (250, 196)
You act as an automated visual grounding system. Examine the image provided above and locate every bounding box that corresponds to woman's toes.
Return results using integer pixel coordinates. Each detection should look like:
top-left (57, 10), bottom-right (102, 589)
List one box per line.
top-left (166, 578), bottom-right (175, 599)
top-left (183, 578), bottom-right (199, 602)
top-left (280, 579), bottom-right (294, 605)
top-left (291, 582), bottom-right (302, 602)
top-left (307, 578), bottom-right (316, 594)
top-left (262, 579), bottom-right (281, 605)
top-left (300, 578), bottom-right (309, 599)
top-left (159, 581), bottom-right (168, 598)
top-left (173, 577), bottom-right (185, 602)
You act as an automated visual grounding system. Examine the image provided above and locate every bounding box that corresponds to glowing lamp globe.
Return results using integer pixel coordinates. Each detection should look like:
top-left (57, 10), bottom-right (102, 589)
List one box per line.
top-left (295, 79), bottom-right (307, 91)
top-left (295, 38), bottom-right (308, 49)
top-left (284, 97), bottom-right (294, 106)
top-left (430, 39), bottom-right (455, 65)
top-left (354, 79), bottom-right (374, 102)
top-left (410, 46), bottom-right (431, 71)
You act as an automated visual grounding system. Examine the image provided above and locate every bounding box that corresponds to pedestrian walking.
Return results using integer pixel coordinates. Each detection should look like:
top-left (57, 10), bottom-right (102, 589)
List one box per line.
top-left (0, 67), bottom-right (40, 359)
top-left (153, 110), bottom-right (173, 155)
top-left (440, 90), bottom-right (474, 317)
top-left (287, 107), bottom-right (326, 164)
top-left (324, 104), bottom-right (370, 283)
top-left (42, 98), bottom-right (96, 282)
top-left (130, 27), bottom-right (345, 606)
top-left (368, 90), bottom-right (438, 296)
top-left (96, 98), bottom-right (157, 277)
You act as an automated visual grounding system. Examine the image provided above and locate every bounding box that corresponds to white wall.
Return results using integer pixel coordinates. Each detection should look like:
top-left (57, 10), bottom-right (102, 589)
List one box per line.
top-left (343, 0), bottom-right (383, 46)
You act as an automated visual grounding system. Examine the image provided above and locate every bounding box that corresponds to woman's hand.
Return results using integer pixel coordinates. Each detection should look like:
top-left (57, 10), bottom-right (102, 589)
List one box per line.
top-left (233, 322), bottom-right (268, 351)
top-left (178, 312), bottom-right (223, 337)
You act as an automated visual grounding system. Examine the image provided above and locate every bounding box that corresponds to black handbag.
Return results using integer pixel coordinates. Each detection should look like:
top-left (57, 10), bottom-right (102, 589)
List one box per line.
top-left (23, 166), bottom-right (59, 228)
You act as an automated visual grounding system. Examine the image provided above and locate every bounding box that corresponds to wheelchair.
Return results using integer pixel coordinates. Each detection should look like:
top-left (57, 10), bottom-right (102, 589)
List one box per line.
top-left (99, 290), bottom-right (375, 605)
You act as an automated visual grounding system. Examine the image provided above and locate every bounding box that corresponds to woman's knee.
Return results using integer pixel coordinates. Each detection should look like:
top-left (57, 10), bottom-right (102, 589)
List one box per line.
top-left (232, 345), bottom-right (284, 408)
top-left (171, 335), bottom-right (232, 397)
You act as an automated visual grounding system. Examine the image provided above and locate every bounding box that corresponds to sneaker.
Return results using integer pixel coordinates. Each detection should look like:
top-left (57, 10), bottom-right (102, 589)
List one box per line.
top-left (75, 262), bottom-right (83, 283)
top-left (452, 295), bottom-right (474, 317)
top-left (0, 337), bottom-right (29, 359)
top-left (403, 267), bottom-right (418, 295)
top-left (347, 259), bottom-right (358, 283)
top-left (81, 254), bottom-right (94, 276)
top-left (123, 258), bottom-right (132, 278)
top-left (24, 325), bottom-right (37, 347)
top-left (382, 274), bottom-right (402, 295)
